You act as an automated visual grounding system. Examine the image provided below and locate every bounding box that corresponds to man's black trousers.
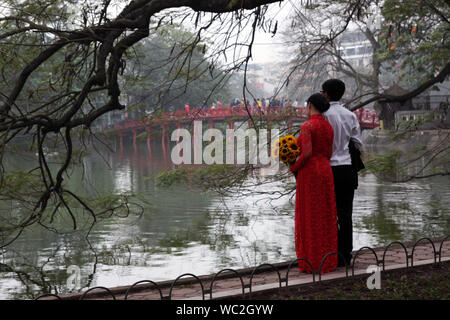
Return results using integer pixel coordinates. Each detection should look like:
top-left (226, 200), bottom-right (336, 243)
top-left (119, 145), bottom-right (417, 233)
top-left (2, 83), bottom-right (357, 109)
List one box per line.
top-left (331, 165), bottom-right (357, 266)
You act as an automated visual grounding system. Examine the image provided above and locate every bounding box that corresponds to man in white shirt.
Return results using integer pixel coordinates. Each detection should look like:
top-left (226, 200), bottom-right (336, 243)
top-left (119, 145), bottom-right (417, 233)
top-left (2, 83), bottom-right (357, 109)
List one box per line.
top-left (322, 79), bottom-right (363, 267)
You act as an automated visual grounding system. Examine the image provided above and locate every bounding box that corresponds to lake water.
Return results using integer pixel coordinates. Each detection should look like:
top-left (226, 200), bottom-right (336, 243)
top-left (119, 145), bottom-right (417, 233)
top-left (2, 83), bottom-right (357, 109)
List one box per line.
top-left (1, 138), bottom-right (450, 299)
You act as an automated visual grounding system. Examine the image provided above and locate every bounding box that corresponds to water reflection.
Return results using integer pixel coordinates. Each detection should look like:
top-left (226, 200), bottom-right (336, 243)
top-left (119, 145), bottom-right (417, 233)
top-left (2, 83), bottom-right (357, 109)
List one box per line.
top-left (354, 173), bottom-right (450, 245)
top-left (0, 140), bottom-right (450, 299)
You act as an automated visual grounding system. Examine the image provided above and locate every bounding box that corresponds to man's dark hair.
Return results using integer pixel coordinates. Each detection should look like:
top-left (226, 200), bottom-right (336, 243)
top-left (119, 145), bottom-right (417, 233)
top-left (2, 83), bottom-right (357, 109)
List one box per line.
top-left (322, 79), bottom-right (346, 101)
top-left (307, 93), bottom-right (330, 113)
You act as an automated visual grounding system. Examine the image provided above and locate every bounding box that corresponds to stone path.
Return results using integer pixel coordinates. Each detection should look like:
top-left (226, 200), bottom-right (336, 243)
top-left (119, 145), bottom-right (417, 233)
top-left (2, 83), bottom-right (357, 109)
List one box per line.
top-left (47, 236), bottom-right (450, 300)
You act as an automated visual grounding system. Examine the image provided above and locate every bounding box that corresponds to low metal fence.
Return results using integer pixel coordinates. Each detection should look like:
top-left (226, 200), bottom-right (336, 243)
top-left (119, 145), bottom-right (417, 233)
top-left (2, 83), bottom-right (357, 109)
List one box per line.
top-left (35, 236), bottom-right (450, 300)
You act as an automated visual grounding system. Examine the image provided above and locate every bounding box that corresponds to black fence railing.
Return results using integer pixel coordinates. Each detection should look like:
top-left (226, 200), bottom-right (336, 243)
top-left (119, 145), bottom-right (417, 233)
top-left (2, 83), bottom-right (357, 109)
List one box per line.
top-left (34, 236), bottom-right (450, 300)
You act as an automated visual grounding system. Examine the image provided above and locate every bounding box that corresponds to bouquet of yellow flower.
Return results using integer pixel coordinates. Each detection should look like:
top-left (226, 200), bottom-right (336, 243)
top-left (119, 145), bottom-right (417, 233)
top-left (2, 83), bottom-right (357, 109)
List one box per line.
top-left (272, 135), bottom-right (300, 164)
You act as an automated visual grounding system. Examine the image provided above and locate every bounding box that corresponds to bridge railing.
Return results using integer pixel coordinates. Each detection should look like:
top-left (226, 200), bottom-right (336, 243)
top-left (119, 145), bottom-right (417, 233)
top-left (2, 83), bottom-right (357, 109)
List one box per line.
top-left (156, 106), bottom-right (307, 121)
top-left (110, 105), bottom-right (378, 131)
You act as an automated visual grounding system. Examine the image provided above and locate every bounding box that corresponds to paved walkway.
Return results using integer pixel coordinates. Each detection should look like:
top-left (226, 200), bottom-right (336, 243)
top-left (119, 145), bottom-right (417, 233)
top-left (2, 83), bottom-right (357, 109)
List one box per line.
top-left (49, 236), bottom-right (450, 300)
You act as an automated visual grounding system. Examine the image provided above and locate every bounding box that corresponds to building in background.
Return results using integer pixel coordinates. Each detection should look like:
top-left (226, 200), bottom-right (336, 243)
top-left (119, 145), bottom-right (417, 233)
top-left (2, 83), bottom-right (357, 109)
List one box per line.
top-left (336, 30), bottom-right (373, 72)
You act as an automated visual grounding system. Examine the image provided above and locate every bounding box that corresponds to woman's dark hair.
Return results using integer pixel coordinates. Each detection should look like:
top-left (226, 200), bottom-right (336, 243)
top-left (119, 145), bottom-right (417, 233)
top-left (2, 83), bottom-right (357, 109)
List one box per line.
top-left (307, 93), bottom-right (330, 113)
top-left (322, 79), bottom-right (345, 101)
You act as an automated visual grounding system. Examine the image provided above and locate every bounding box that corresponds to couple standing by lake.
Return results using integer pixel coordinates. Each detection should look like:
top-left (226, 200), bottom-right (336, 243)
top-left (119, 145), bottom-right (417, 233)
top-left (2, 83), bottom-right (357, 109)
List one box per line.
top-left (290, 79), bottom-right (363, 273)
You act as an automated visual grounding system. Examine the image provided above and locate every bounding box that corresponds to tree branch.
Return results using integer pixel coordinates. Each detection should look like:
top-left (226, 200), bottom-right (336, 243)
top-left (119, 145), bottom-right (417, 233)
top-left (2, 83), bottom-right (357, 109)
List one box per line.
top-left (350, 61), bottom-right (450, 110)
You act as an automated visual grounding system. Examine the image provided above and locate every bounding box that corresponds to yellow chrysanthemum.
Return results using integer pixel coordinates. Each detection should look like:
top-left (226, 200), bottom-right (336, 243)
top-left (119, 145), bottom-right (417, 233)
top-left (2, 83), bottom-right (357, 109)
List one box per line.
top-left (272, 135), bottom-right (302, 163)
top-left (288, 144), bottom-right (299, 152)
top-left (285, 135), bottom-right (296, 142)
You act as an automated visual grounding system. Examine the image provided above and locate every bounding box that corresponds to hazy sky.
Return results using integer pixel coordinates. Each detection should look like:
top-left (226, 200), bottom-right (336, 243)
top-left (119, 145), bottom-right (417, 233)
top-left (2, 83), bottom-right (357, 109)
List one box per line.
top-left (251, 1), bottom-right (293, 64)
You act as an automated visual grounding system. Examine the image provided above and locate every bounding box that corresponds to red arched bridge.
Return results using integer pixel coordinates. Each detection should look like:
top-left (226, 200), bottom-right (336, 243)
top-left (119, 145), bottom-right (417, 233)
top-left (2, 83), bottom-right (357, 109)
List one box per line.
top-left (109, 105), bottom-right (378, 153)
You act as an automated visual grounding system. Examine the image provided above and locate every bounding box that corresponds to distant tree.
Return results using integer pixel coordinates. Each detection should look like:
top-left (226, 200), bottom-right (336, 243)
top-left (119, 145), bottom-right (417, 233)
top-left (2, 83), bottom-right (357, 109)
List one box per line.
top-left (377, 0), bottom-right (450, 90)
top-left (282, 1), bottom-right (384, 104)
top-left (282, 0), bottom-right (450, 109)
top-left (121, 23), bottom-right (231, 118)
